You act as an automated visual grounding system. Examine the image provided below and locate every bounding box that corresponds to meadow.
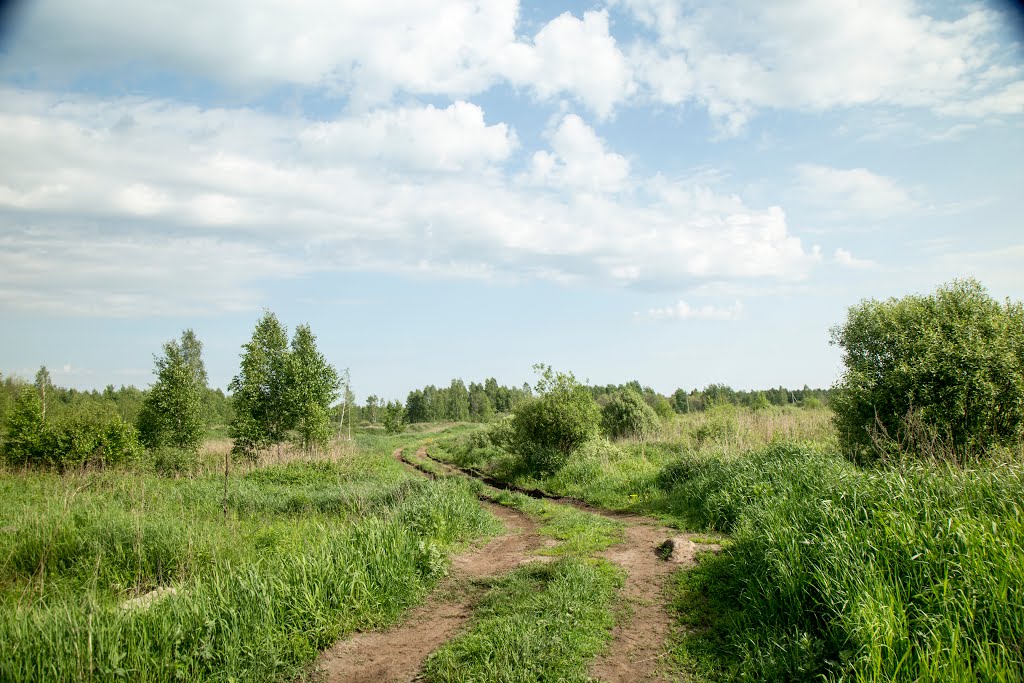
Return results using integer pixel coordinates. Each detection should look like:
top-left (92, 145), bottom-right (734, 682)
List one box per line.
top-left (3, 402), bottom-right (1022, 681)
top-left (0, 434), bottom-right (500, 681)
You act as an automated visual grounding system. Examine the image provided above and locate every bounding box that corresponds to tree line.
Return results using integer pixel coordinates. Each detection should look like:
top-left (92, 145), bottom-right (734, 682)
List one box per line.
top-left (1, 311), bottom-right (339, 468)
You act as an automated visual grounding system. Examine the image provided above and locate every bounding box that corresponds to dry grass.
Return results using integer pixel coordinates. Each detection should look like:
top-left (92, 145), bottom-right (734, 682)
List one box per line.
top-left (660, 406), bottom-right (836, 453)
top-left (196, 437), bottom-right (361, 475)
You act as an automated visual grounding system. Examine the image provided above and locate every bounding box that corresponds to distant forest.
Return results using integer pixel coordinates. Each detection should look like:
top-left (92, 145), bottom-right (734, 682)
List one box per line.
top-left (0, 370), bottom-right (830, 434)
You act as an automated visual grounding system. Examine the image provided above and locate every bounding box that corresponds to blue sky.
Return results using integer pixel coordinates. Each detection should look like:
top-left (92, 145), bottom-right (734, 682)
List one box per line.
top-left (1, 0), bottom-right (1022, 401)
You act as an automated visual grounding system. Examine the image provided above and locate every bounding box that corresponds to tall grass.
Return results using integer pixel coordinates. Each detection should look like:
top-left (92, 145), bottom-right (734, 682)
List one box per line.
top-left (663, 443), bottom-right (1024, 681)
top-left (0, 438), bottom-right (500, 681)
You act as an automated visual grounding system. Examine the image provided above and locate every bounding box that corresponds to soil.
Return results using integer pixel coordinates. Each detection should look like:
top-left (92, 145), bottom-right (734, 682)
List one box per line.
top-left (314, 450), bottom-right (547, 683)
top-left (590, 523), bottom-right (719, 682)
top-left (316, 446), bottom-right (719, 683)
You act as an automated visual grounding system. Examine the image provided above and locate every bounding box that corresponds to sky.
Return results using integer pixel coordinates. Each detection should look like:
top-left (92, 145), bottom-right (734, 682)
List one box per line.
top-left (0, 0), bottom-right (1022, 401)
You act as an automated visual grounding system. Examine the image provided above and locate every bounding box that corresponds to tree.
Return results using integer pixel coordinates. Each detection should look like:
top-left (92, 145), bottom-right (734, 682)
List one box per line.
top-left (34, 366), bottom-right (52, 422)
top-left (365, 395), bottom-right (380, 424)
top-left (468, 382), bottom-right (495, 421)
top-left (229, 311), bottom-right (292, 458)
top-left (288, 324), bottom-right (340, 452)
top-left (137, 330), bottom-right (208, 452)
top-left (830, 278), bottom-right (1024, 463)
top-left (382, 399), bottom-right (407, 434)
top-left (601, 389), bottom-right (660, 440)
top-left (446, 379), bottom-right (470, 421)
top-left (510, 365), bottom-right (600, 474)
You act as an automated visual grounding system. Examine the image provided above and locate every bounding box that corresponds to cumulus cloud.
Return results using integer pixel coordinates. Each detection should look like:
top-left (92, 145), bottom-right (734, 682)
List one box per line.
top-left (642, 299), bottom-right (743, 321)
top-left (525, 114), bottom-right (630, 193)
top-left (0, 88), bottom-right (820, 315)
top-left (616, 0), bottom-right (1024, 133)
top-left (500, 10), bottom-right (635, 118)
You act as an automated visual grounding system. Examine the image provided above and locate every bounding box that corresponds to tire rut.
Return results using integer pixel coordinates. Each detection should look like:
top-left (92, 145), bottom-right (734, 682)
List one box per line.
top-left (415, 446), bottom-right (720, 683)
top-left (314, 449), bottom-right (547, 683)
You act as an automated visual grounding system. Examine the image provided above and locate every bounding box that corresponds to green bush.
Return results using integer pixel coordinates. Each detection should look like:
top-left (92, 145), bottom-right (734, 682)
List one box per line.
top-left (149, 446), bottom-right (200, 477)
top-left (2, 390), bottom-right (143, 469)
top-left (830, 278), bottom-right (1024, 464)
top-left (600, 389), bottom-right (660, 440)
top-left (510, 366), bottom-right (600, 475)
top-left (692, 403), bottom-right (742, 447)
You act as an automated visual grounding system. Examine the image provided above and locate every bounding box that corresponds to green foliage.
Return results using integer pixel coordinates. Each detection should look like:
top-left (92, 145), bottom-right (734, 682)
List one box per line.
top-left (0, 445), bottom-right (498, 681)
top-left (137, 330), bottom-right (208, 452)
top-left (289, 324), bottom-right (341, 452)
top-left (3, 387), bottom-right (45, 465)
top-left (382, 400), bottom-right (407, 434)
top-left (661, 443), bottom-right (1024, 681)
top-left (229, 313), bottom-right (340, 458)
top-left (600, 388), bottom-right (660, 440)
top-left (509, 365), bottom-right (600, 475)
top-left (4, 389), bottom-right (143, 469)
top-left (230, 311), bottom-right (292, 458)
top-left (148, 446), bottom-right (200, 477)
top-left (692, 403), bottom-right (742, 448)
top-left (830, 278), bottom-right (1024, 463)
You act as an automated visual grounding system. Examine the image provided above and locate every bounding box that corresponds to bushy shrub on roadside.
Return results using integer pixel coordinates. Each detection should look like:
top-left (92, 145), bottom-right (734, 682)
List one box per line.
top-left (830, 278), bottom-right (1024, 464)
top-left (600, 389), bottom-right (660, 441)
top-left (510, 366), bottom-right (600, 475)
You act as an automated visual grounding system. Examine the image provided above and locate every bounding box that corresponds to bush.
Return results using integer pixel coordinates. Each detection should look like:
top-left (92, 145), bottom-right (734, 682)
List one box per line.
top-left (510, 366), bottom-right (600, 474)
top-left (149, 446), bottom-right (200, 477)
top-left (830, 278), bottom-right (1024, 464)
top-left (2, 390), bottom-right (143, 469)
top-left (692, 403), bottom-right (742, 448)
top-left (601, 389), bottom-right (660, 440)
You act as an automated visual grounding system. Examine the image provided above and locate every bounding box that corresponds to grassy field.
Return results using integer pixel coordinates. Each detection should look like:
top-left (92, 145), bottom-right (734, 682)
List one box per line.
top-left (432, 406), bottom-right (1024, 682)
top-left (5, 405), bottom-right (1022, 682)
top-left (0, 433), bottom-right (500, 682)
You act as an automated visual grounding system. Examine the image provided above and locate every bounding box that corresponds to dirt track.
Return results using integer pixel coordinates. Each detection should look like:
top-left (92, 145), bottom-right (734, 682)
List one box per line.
top-left (315, 446), bottom-right (718, 683)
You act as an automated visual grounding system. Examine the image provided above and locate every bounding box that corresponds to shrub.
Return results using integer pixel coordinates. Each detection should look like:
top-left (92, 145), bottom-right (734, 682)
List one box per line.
top-left (510, 365), bottom-right (600, 474)
top-left (601, 389), bottom-right (660, 440)
top-left (830, 278), bottom-right (1024, 464)
top-left (692, 403), bottom-right (741, 448)
top-left (2, 391), bottom-right (142, 469)
top-left (2, 387), bottom-right (44, 466)
top-left (149, 446), bottom-right (200, 477)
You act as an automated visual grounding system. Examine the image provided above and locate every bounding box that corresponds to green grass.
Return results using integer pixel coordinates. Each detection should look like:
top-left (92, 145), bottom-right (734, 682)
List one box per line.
top-left (422, 558), bottom-right (622, 683)
top-left (433, 415), bottom-right (1024, 682)
top-left (0, 436), bottom-right (501, 682)
top-left (663, 443), bottom-right (1024, 682)
top-left (478, 487), bottom-right (623, 555)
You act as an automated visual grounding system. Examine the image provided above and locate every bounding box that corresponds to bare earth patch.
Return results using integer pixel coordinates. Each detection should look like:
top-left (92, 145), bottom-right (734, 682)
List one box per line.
top-left (315, 451), bottom-right (546, 683)
top-left (590, 522), bottom-right (719, 682)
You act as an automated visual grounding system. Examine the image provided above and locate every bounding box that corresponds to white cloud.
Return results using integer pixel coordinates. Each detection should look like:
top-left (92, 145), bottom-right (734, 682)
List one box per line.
top-left (501, 10), bottom-right (635, 118)
top-left (642, 299), bottom-right (743, 321)
top-left (833, 248), bottom-right (878, 269)
top-left (793, 164), bottom-right (918, 217)
top-left (0, 88), bottom-right (820, 315)
top-left (299, 101), bottom-right (517, 172)
top-left (617, 0), bottom-right (1024, 133)
top-left (3, 1), bottom-right (633, 118)
top-left (525, 114), bottom-right (630, 193)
